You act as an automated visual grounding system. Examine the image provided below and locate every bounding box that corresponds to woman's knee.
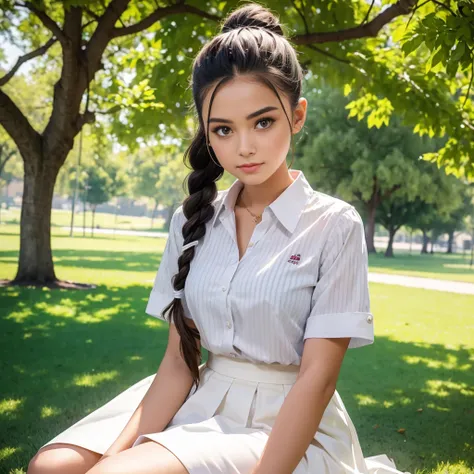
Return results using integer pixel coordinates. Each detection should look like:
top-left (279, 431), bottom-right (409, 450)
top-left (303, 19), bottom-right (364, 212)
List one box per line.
top-left (27, 443), bottom-right (102, 474)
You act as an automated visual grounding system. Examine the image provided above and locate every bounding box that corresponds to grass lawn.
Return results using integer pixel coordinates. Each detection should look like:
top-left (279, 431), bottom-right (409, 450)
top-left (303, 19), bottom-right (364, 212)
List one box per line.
top-left (368, 251), bottom-right (474, 284)
top-left (0, 226), bottom-right (473, 474)
top-left (1, 207), bottom-right (167, 232)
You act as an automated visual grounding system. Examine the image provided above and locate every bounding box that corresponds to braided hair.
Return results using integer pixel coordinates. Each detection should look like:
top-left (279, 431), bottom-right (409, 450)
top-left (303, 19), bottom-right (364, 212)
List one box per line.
top-left (161, 2), bottom-right (304, 391)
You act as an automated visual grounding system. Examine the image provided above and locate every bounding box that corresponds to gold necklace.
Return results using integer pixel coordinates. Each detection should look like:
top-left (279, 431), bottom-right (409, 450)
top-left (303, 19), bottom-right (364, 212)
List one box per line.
top-left (237, 189), bottom-right (262, 224)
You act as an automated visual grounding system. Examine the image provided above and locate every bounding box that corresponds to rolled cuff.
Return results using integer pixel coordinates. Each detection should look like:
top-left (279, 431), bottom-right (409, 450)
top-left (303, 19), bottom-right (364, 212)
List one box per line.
top-left (303, 311), bottom-right (374, 349)
top-left (146, 289), bottom-right (193, 322)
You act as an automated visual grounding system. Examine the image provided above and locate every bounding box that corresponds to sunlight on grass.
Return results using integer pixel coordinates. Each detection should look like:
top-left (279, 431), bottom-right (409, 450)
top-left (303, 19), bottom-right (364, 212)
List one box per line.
top-left (424, 380), bottom-right (474, 398)
top-left (0, 446), bottom-right (19, 461)
top-left (144, 318), bottom-right (165, 328)
top-left (6, 309), bottom-right (32, 324)
top-left (420, 460), bottom-right (473, 474)
top-left (72, 370), bottom-right (119, 387)
top-left (402, 354), bottom-right (461, 370)
top-left (40, 406), bottom-right (61, 418)
top-left (85, 293), bottom-right (108, 303)
top-left (36, 301), bottom-right (76, 318)
top-left (76, 306), bottom-right (119, 323)
top-left (0, 398), bottom-right (24, 416)
top-left (354, 394), bottom-right (378, 406)
top-left (128, 355), bottom-right (143, 361)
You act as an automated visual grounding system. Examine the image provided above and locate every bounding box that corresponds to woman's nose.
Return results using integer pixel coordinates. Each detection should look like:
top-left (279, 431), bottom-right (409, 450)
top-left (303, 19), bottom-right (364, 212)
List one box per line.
top-left (237, 133), bottom-right (256, 156)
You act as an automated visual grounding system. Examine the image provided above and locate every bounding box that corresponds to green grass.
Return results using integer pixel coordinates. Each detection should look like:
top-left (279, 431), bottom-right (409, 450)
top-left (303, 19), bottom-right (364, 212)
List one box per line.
top-left (1, 206), bottom-right (167, 232)
top-left (0, 227), bottom-right (473, 474)
top-left (368, 251), bottom-right (474, 284)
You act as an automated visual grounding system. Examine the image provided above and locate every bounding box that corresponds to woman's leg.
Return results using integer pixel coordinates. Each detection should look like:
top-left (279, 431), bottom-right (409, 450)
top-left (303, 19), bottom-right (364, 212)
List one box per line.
top-left (85, 441), bottom-right (189, 474)
top-left (27, 442), bottom-right (102, 474)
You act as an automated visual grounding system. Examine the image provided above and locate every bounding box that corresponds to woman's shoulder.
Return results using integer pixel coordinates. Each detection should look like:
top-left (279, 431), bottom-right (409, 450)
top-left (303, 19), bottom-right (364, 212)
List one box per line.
top-left (305, 190), bottom-right (356, 223)
top-left (172, 190), bottom-right (226, 226)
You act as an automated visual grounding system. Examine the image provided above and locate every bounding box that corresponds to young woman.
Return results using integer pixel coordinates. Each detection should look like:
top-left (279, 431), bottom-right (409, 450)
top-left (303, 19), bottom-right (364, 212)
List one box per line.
top-left (28, 3), bottom-right (410, 474)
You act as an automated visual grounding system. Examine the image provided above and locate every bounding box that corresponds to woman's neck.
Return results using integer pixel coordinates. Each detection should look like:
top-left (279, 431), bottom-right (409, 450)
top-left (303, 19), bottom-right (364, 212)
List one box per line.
top-left (235, 165), bottom-right (296, 213)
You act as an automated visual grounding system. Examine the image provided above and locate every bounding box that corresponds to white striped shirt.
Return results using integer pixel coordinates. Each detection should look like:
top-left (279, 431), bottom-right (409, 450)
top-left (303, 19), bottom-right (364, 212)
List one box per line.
top-left (146, 169), bottom-right (374, 365)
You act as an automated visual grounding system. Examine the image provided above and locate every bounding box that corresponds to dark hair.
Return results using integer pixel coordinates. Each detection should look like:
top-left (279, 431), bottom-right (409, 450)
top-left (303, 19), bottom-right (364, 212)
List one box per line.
top-left (161, 2), bottom-right (304, 391)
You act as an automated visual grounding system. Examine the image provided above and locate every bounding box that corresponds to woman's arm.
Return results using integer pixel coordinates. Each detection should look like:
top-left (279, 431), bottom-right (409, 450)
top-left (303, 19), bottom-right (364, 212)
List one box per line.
top-left (102, 320), bottom-right (200, 456)
top-left (252, 336), bottom-right (350, 474)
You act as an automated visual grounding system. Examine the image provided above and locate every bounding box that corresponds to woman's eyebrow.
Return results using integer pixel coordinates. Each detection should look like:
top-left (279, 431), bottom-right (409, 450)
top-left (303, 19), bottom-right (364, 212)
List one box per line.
top-left (208, 106), bottom-right (279, 124)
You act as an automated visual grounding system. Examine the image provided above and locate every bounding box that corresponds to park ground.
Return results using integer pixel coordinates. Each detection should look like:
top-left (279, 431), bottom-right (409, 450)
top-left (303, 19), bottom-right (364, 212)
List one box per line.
top-left (0, 212), bottom-right (473, 474)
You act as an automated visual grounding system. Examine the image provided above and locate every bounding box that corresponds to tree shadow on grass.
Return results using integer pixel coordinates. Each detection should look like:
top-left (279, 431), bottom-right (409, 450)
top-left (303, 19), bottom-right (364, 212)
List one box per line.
top-left (0, 286), bottom-right (472, 473)
top-left (340, 338), bottom-right (474, 473)
top-left (0, 248), bottom-right (164, 274)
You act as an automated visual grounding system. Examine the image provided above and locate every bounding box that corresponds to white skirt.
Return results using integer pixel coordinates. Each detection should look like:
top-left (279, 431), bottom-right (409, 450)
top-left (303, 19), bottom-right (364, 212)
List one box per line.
top-left (41, 352), bottom-right (410, 474)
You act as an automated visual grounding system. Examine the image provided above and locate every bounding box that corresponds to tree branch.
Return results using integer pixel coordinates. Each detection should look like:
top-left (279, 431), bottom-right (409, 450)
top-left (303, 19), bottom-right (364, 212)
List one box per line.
top-left (0, 89), bottom-right (41, 160)
top-left (432, 0), bottom-right (456, 16)
top-left (360, 0), bottom-right (376, 26)
top-left (14, 2), bottom-right (68, 44)
top-left (306, 44), bottom-right (351, 65)
top-left (0, 37), bottom-right (57, 87)
top-left (85, 0), bottom-right (130, 80)
top-left (75, 111), bottom-right (96, 132)
top-left (0, 150), bottom-right (16, 177)
top-left (111, 3), bottom-right (221, 38)
top-left (94, 105), bottom-right (122, 115)
top-left (291, 0), bottom-right (310, 36)
top-left (292, 0), bottom-right (417, 45)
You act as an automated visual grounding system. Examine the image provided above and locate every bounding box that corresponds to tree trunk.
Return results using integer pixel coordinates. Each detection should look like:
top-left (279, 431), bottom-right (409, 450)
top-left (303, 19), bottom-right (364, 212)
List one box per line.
top-left (2, 149), bottom-right (93, 289)
top-left (365, 201), bottom-right (377, 254)
top-left (151, 200), bottom-right (158, 229)
top-left (92, 205), bottom-right (96, 237)
top-left (384, 227), bottom-right (396, 257)
top-left (421, 230), bottom-right (429, 254)
top-left (11, 157), bottom-right (58, 284)
top-left (166, 205), bottom-right (176, 231)
top-left (447, 230), bottom-right (454, 254)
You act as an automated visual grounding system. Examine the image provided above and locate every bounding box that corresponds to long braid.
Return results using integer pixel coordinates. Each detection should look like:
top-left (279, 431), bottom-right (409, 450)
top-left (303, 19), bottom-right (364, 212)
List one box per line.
top-left (163, 125), bottom-right (223, 390)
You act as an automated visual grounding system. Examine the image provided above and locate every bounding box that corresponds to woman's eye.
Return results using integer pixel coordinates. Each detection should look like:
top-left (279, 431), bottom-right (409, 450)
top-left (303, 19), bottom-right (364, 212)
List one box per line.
top-left (256, 117), bottom-right (275, 129)
top-left (212, 117), bottom-right (275, 137)
top-left (214, 126), bottom-right (231, 137)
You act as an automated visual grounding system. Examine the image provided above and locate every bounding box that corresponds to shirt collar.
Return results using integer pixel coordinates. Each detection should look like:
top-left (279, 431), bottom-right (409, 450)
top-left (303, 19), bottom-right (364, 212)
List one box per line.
top-left (211, 169), bottom-right (314, 234)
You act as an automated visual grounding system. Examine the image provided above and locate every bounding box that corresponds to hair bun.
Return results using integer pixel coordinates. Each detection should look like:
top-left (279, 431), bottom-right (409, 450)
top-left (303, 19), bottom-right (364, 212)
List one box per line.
top-left (221, 4), bottom-right (284, 36)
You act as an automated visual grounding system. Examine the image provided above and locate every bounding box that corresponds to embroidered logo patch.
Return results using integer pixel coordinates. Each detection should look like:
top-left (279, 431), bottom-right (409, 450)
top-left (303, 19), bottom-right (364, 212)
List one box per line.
top-left (288, 253), bottom-right (301, 265)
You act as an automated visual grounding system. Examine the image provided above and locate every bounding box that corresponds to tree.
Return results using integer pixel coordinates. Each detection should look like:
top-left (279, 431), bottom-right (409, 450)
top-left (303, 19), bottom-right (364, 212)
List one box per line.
top-left (440, 185), bottom-right (474, 253)
top-left (299, 85), bottom-right (440, 254)
top-left (1, 0), bottom-right (473, 287)
top-left (376, 166), bottom-right (465, 257)
top-left (129, 145), bottom-right (166, 229)
top-left (0, 131), bottom-right (21, 223)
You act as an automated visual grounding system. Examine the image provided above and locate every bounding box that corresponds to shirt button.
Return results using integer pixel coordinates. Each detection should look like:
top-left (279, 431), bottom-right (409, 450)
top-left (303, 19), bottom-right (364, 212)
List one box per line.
top-left (222, 287), bottom-right (226, 292)
top-left (227, 321), bottom-right (232, 329)
top-left (248, 242), bottom-right (254, 247)
top-left (366, 315), bottom-right (373, 324)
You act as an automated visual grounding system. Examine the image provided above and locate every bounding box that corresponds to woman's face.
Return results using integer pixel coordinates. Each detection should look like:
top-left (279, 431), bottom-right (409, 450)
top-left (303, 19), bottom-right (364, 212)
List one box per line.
top-left (201, 75), bottom-right (306, 182)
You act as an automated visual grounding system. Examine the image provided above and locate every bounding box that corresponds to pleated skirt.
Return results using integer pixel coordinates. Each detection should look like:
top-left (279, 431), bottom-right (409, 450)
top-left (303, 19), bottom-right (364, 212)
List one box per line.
top-left (41, 352), bottom-right (409, 474)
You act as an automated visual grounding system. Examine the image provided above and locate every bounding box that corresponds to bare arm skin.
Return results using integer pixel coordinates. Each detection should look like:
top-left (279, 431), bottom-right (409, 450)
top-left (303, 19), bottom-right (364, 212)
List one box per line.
top-left (102, 319), bottom-right (201, 456)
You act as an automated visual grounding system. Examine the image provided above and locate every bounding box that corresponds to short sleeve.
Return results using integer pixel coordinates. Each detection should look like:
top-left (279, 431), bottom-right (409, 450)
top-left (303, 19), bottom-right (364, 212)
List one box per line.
top-left (145, 206), bottom-right (193, 322)
top-left (303, 206), bottom-right (374, 349)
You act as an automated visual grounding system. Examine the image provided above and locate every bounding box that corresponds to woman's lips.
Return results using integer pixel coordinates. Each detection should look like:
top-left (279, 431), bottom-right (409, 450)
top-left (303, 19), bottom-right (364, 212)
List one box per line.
top-left (239, 163), bottom-right (263, 173)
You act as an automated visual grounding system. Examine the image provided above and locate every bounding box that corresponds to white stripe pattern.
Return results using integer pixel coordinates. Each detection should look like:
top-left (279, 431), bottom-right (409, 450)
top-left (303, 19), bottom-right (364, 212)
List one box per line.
top-left (146, 169), bottom-right (374, 365)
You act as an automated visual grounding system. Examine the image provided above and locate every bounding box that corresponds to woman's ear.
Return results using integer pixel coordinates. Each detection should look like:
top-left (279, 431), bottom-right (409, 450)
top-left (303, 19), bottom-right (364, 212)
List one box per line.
top-left (292, 97), bottom-right (307, 134)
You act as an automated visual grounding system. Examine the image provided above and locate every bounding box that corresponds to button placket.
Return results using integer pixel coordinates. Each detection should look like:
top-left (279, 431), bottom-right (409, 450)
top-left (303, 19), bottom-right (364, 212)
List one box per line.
top-left (220, 257), bottom-right (239, 353)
